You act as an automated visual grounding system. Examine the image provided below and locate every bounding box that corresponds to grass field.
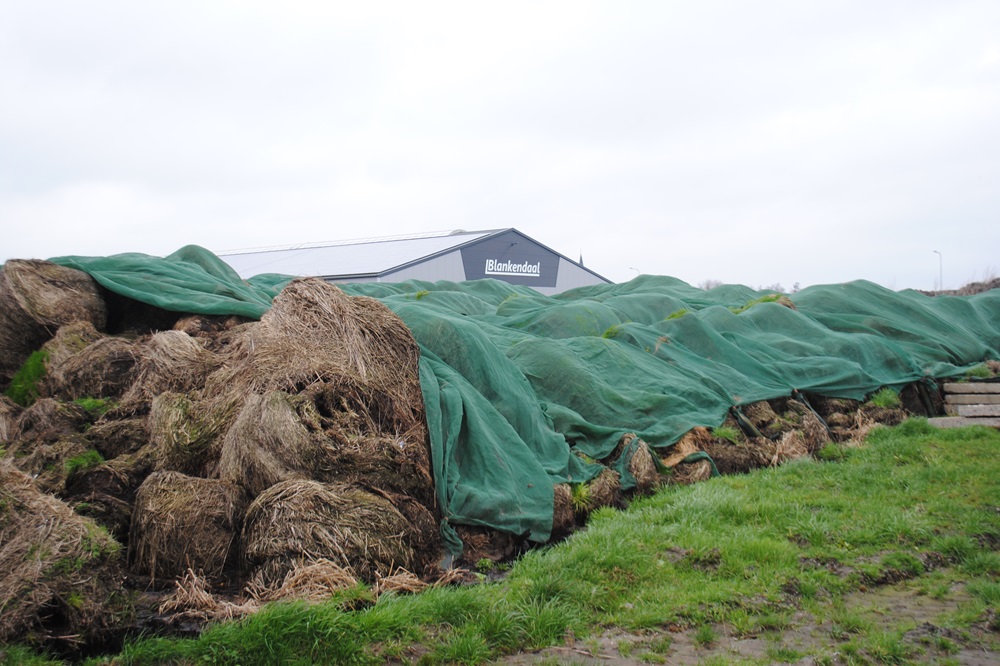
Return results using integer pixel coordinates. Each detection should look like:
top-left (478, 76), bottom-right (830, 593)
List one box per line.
top-left (7, 418), bottom-right (999, 665)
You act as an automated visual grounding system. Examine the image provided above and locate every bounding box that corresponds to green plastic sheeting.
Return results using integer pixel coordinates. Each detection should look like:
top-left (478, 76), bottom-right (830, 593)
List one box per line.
top-left (49, 246), bottom-right (1000, 553)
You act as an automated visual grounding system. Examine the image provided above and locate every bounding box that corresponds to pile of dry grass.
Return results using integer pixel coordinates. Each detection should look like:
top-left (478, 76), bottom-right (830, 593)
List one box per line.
top-left (242, 479), bottom-right (415, 590)
top-left (551, 483), bottom-right (575, 537)
top-left (374, 568), bottom-right (428, 595)
top-left (586, 468), bottom-right (622, 511)
top-left (130, 471), bottom-right (245, 583)
top-left (620, 433), bottom-right (662, 494)
top-left (0, 260), bottom-right (107, 385)
top-left (0, 458), bottom-right (124, 649)
top-left (0, 396), bottom-right (21, 442)
top-left (11, 398), bottom-right (90, 444)
top-left (250, 559), bottom-right (360, 603)
top-left (159, 569), bottom-right (257, 624)
top-left (37, 322), bottom-right (104, 390)
top-left (149, 392), bottom-right (226, 477)
top-left (120, 331), bottom-right (221, 411)
top-left (64, 447), bottom-right (156, 541)
top-left (45, 335), bottom-right (138, 401)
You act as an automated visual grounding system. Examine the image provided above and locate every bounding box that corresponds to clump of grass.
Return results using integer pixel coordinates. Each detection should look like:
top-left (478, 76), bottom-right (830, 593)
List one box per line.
top-left (414, 290), bottom-right (431, 300)
top-left (693, 624), bottom-right (716, 647)
top-left (665, 309), bottom-right (689, 320)
top-left (729, 294), bottom-right (787, 314)
top-left (866, 387), bottom-right (902, 409)
top-left (602, 324), bottom-right (624, 339)
top-left (65, 450), bottom-right (105, 477)
top-left (570, 483), bottom-right (592, 514)
top-left (963, 363), bottom-right (992, 380)
top-left (711, 425), bottom-right (741, 444)
top-left (4, 349), bottom-right (49, 407)
top-left (73, 397), bottom-right (115, 418)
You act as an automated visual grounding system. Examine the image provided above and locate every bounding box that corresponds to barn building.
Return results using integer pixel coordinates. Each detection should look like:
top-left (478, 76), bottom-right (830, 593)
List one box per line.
top-left (218, 228), bottom-right (610, 295)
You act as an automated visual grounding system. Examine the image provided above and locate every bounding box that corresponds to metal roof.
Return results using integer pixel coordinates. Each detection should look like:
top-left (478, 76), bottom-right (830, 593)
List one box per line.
top-left (217, 229), bottom-right (499, 279)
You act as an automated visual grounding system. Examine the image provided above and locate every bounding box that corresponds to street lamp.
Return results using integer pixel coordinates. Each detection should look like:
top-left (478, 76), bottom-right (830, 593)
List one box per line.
top-left (933, 251), bottom-right (942, 290)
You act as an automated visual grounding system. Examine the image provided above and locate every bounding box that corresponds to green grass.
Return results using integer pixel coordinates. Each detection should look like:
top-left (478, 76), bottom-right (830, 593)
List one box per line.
top-left (72, 397), bottom-right (115, 418)
top-left (4, 350), bottom-right (49, 407)
top-left (64, 449), bottom-right (105, 477)
top-left (17, 418), bottom-right (1000, 664)
top-left (866, 387), bottom-right (902, 409)
top-left (729, 293), bottom-right (786, 314)
top-left (964, 363), bottom-right (993, 380)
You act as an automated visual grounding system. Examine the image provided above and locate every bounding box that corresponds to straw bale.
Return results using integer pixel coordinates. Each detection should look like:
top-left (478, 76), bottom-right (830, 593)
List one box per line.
top-left (149, 392), bottom-right (224, 476)
top-left (743, 401), bottom-right (779, 429)
top-left (625, 436), bottom-right (661, 495)
top-left (173, 314), bottom-right (250, 341)
top-left (219, 389), bottom-right (435, 505)
top-left (586, 468), bottom-right (623, 511)
top-left (85, 416), bottom-right (148, 460)
top-left (206, 279), bottom-right (423, 435)
top-left (551, 483), bottom-right (575, 538)
top-left (242, 480), bottom-right (415, 589)
top-left (0, 260), bottom-right (107, 385)
top-left (12, 397), bottom-right (90, 443)
top-left (370, 490), bottom-right (442, 570)
top-left (374, 568), bottom-right (428, 596)
top-left (64, 447), bottom-right (156, 541)
top-left (130, 471), bottom-right (246, 583)
top-left (159, 569), bottom-right (257, 625)
top-left (669, 459), bottom-right (714, 485)
top-left (770, 430), bottom-right (810, 465)
top-left (218, 390), bottom-right (324, 498)
top-left (453, 525), bottom-right (519, 565)
top-left (806, 395), bottom-right (861, 419)
top-left (0, 395), bottom-right (20, 442)
top-left (38, 321), bottom-right (104, 392)
top-left (9, 434), bottom-right (90, 495)
top-left (251, 559), bottom-right (361, 603)
top-left (662, 427), bottom-right (712, 468)
top-left (119, 331), bottom-right (221, 412)
top-left (46, 335), bottom-right (138, 401)
top-left (0, 457), bottom-right (124, 649)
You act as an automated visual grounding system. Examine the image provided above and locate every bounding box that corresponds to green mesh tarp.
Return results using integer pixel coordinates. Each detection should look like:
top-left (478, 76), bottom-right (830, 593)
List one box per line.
top-left (49, 246), bottom-right (1000, 552)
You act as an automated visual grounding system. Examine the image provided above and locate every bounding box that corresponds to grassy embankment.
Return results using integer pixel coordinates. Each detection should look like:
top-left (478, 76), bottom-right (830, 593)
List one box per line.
top-left (8, 418), bottom-right (999, 665)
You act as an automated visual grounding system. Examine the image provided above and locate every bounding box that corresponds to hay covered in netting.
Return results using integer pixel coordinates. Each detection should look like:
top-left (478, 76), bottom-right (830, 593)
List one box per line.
top-left (0, 260), bottom-right (107, 385)
top-left (0, 458), bottom-right (124, 648)
top-left (241, 480), bottom-right (416, 590)
top-left (130, 471), bottom-right (246, 583)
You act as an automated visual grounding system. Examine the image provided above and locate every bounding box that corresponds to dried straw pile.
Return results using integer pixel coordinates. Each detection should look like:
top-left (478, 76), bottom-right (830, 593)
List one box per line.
top-left (0, 260), bottom-right (107, 384)
top-left (120, 331), bottom-right (221, 411)
top-left (45, 335), bottom-right (138, 402)
top-left (0, 458), bottom-right (124, 648)
top-left (241, 479), bottom-right (416, 588)
top-left (130, 471), bottom-right (246, 583)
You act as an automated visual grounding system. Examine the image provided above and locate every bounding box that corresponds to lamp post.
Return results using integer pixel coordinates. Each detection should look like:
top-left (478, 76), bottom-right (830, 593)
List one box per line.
top-left (933, 250), bottom-right (942, 290)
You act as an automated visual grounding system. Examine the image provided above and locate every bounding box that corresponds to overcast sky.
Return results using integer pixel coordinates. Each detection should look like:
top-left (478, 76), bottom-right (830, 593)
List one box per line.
top-left (2, 1), bottom-right (998, 291)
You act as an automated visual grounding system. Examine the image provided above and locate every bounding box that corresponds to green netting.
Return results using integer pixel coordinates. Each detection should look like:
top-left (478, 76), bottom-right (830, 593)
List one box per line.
top-left (48, 246), bottom-right (1000, 553)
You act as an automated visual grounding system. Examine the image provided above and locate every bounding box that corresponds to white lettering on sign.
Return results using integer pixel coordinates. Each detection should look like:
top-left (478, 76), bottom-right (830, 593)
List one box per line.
top-left (484, 258), bottom-right (541, 277)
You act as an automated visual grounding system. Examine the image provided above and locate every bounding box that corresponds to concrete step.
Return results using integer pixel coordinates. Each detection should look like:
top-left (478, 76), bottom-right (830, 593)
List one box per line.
top-left (945, 394), bottom-right (1000, 405)
top-left (928, 416), bottom-right (1000, 429)
top-left (955, 404), bottom-right (1000, 417)
top-left (943, 382), bottom-right (1000, 395)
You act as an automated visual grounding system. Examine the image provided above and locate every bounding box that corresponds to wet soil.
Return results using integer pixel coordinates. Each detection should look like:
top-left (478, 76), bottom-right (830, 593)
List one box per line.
top-left (499, 579), bottom-right (999, 665)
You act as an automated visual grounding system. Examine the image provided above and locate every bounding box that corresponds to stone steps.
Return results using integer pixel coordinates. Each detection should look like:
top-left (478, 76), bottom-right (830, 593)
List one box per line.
top-left (929, 381), bottom-right (1000, 429)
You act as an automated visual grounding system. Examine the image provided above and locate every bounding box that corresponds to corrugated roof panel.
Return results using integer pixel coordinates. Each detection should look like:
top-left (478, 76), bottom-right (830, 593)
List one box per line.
top-left (218, 230), bottom-right (495, 279)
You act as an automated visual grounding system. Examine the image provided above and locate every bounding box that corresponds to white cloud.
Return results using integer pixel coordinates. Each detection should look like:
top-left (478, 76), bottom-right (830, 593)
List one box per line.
top-left (2, 1), bottom-right (999, 290)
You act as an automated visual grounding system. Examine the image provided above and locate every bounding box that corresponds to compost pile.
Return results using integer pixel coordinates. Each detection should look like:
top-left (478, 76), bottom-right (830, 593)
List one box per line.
top-left (2, 251), bottom-right (998, 657)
